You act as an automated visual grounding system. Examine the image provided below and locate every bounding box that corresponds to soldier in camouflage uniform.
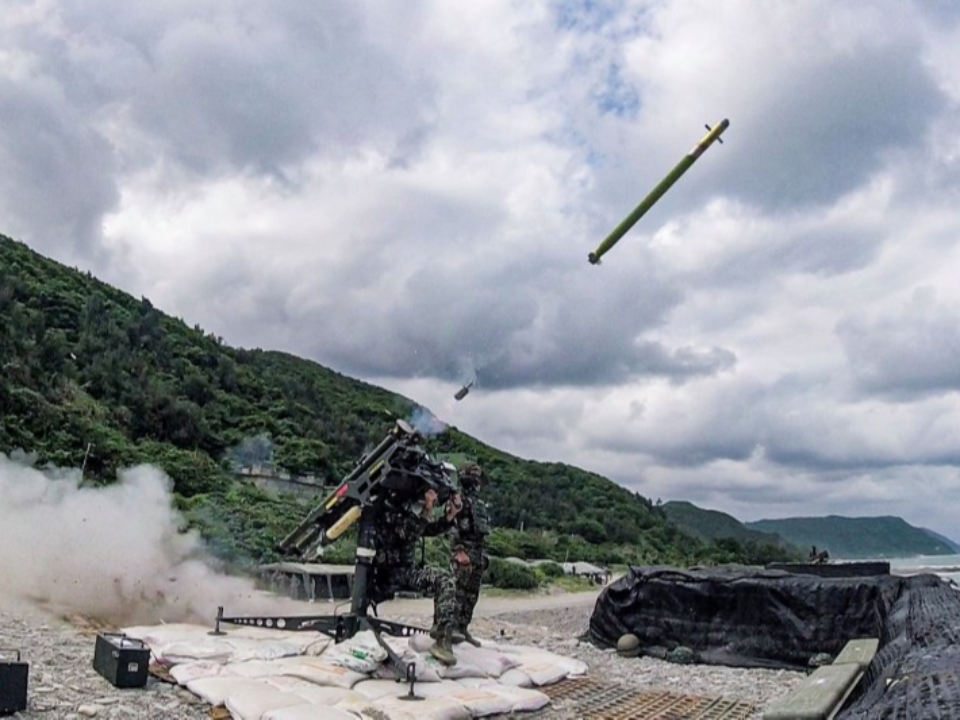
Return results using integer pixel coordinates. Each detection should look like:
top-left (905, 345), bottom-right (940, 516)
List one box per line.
top-left (449, 462), bottom-right (490, 646)
top-left (373, 486), bottom-right (461, 665)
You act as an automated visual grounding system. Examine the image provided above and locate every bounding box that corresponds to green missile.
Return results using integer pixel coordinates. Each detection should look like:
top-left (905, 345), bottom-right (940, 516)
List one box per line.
top-left (588, 118), bottom-right (729, 265)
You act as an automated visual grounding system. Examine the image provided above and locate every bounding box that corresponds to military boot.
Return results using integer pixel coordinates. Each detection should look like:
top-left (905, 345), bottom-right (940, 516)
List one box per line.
top-left (428, 625), bottom-right (457, 666)
top-left (460, 626), bottom-right (482, 647)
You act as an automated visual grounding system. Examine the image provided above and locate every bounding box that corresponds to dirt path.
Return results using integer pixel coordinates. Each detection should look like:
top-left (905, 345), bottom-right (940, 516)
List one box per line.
top-left (376, 584), bottom-right (605, 618)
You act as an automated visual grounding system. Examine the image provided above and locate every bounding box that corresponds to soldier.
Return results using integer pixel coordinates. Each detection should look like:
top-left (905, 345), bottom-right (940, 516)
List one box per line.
top-left (449, 462), bottom-right (490, 646)
top-left (373, 486), bottom-right (461, 665)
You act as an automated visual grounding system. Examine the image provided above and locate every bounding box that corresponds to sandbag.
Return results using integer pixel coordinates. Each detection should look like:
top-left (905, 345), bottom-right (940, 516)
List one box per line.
top-left (324, 630), bottom-right (388, 673)
top-left (512, 658), bottom-right (568, 687)
top-left (426, 654), bottom-right (487, 680)
top-left (169, 660), bottom-right (227, 685)
top-left (264, 705), bottom-right (358, 720)
top-left (224, 687), bottom-right (310, 720)
top-left (275, 657), bottom-right (368, 688)
top-left (443, 687), bottom-right (515, 717)
top-left (451, 645), bottom-right (519, 678)
top-left (288, 686), bottom-right (366, 705)
top-left (352, 678), bottom-right (409, 700)
top-left (494, 668), bottom-right (532, 688)
top-left (185, 676), bottom-right (274, 706)
top-left (373, 651), bottom-right (442, 683)
top-left (480, 684), bottom-right (551, 712)
top-left (158, 639), bottom-right (234, 665)
top-left (336, 700), bottom-right (418, 720)
top-left (340, 695), bottom-right (471, 720)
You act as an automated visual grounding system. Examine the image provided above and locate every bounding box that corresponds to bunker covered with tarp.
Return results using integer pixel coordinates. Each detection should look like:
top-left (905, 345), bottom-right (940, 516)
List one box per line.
top-left (589, 565), bottom-right (960, 717)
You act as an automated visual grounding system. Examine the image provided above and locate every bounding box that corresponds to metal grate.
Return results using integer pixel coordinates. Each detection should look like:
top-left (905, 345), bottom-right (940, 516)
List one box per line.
top-left (539, 677), bottom-right (757, 719)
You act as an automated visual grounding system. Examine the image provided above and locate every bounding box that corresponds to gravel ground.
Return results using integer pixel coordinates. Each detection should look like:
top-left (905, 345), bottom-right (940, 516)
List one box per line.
top-left (1, 590), bottom-right (806, 718)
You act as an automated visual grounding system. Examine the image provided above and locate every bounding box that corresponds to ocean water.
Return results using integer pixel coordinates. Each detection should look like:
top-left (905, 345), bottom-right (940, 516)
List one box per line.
top-left (887, 553), bottom-right (960, 587)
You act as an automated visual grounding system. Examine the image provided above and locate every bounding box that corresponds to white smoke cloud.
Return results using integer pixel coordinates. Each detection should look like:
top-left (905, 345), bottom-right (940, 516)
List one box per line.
top-left (408, 406), bottom-right (448, 436)
top-left (0, 454), bottom-right (297, 625)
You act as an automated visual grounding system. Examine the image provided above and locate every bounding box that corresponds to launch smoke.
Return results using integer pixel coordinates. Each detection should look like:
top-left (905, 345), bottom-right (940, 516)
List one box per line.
top-left (0, 454), bottom-right (297, 625)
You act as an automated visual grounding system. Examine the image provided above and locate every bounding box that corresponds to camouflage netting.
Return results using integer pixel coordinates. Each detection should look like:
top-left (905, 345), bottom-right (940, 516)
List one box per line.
top-left (588, 566), bottom-right (960, 717)
top-left (839, 574), bottom-right (960, 718)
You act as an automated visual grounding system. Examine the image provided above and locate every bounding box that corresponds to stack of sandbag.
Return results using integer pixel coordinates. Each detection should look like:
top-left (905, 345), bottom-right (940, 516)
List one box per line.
top-left (123, 623), bottom-right (583, 719)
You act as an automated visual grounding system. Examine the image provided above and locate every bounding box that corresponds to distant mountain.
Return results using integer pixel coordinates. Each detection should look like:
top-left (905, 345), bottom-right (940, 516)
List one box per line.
top-left (921, 528), bottom-right (960, 553)
top-left (745, 516), bottom-right (955, 559)
top-left (662, 501), bottom-right (801, 555)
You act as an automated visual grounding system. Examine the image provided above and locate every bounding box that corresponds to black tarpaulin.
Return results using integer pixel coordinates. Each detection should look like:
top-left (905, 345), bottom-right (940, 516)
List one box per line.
top-left (588, 565), bottom-right (903, 670)
top-left (589, 565), bottom-right (960, 717)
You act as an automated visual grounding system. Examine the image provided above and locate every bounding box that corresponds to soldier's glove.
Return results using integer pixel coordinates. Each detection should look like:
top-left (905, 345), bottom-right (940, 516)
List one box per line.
top-left (446, 493), bottom-right (463, 520)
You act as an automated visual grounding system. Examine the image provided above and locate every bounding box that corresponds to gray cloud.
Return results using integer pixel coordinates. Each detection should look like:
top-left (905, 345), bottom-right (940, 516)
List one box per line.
top-left (838, 288), bottom-right (960, 398)
top-left (723, 41), bottom-right (943, 211)
top-left (0, 76), bottom-right (118, 259)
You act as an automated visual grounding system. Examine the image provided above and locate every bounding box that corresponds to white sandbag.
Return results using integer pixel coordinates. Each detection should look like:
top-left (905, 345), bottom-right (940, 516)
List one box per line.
top-left (424, 654), bottom-right (487, 680)
top-left (224, 687), bottom-right (310, 720)
top-left (324, 630), bottom-right (388, 673)
top-left (277, 657), bottom-right (368, 688)
top-left (264, 705), bottom-right (358, 720)
top-left (408, 634), bottom-right (435, 654)
top-left (550, 654), bottom-right (588, 677)
top-left (336, 700), bottom-right (417, 720)
top-left (125, 622), bottom-right (329, 659)
top-left (451, 645), bottom-right (519, 678)
top-left (224, 638), bottom-right (307, 663)
top-left (513, 658), bottom-right (569, 686)
top-left (371, 695), bottom-right (471, 720)
top-left (185, 676), bottom-right (274, 706)
top-left (443, 687), bottom-right (515, 717)
top-left (223, 659), bottom-right (291, 678)
top-left (453, 677), bottom-right (497, 688)
top-left (352, 679), bottom-right (408, 700)
top-left (497, 668), bottom-right (533, 687)
top-left (373, 651), bottom-right (442, 683)
top-left (487, 643), bottom-right (587, 675)
top-left (481, 684), bottom-right (551, 712)
top-left (158, 639), bottom-right (234, 665)
top-left (169, 660), bottom-right (227, 685)
top-left (288, 686), bottom-right (366, 705)
top-left (123, 623), bottom-right (213, 647)
top-left (340, 696), bottom-right (471, 720)
top-left (394, 680), bottom-right (464, 699)
top-left (263, 676), bottom-right (320, 693)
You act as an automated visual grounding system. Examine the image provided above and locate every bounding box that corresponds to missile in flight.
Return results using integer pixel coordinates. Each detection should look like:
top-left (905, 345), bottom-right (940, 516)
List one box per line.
top-left (588, 119), bottom-right (729, 265)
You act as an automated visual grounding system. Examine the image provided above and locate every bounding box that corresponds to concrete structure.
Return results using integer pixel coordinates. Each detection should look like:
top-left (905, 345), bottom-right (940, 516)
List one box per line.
top-left (257, 562), bottom-right (355, 602)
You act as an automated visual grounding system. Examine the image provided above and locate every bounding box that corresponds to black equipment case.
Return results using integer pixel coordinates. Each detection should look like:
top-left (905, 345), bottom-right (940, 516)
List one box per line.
top-left (93, 633), bottom-right (150, 688)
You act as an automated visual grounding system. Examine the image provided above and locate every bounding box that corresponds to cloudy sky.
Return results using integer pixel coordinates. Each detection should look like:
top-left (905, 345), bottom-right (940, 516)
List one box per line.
top-left (4, 0), bottom-right (960, 540)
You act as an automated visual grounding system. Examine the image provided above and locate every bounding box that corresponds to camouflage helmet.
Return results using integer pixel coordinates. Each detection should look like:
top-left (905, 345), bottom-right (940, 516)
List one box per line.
top-left (458, 462), bottom-right (483, 486)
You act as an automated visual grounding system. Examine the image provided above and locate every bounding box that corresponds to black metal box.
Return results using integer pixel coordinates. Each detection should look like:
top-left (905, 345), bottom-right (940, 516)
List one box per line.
top-left (93, 634), bottom-right (150, 688)
top-left (0, 650), bottom-right (28, 717)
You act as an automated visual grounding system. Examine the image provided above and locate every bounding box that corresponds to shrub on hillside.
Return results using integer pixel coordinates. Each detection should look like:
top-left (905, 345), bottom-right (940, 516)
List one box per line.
top-left (535, 561), bottom-right (564, 579)
top-left (484, 558), bottom-right (539, 590)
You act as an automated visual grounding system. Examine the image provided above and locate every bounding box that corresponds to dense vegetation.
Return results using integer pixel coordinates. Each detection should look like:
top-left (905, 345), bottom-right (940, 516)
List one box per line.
top-left (746, 515), bottom-right (956, 559)
top-left (1, 233), bottom-right (797, 569)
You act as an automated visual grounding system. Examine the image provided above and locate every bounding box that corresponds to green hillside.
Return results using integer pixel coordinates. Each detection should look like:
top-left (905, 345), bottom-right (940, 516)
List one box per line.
top-left (921, 528), bottom-right (960, 553)
top-left (1, 232), bottom-right (800, 568)
top-left (746, 515), bottom-right (955, 559)
top-left (662, 500), bottom-right (802, 562)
